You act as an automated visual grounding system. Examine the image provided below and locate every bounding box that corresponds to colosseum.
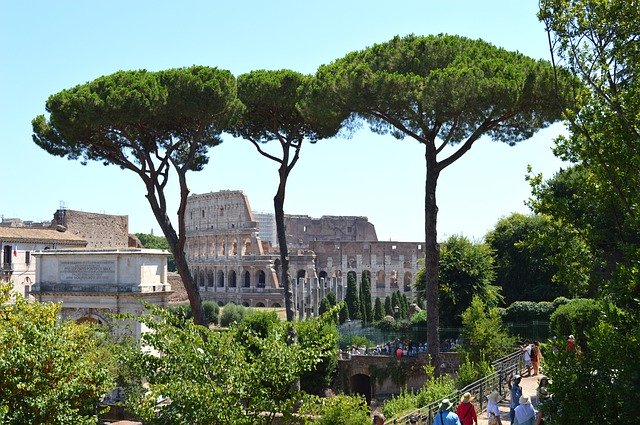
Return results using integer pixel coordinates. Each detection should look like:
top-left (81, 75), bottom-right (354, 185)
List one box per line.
top-left (184, 190), bottom-right (424, 316)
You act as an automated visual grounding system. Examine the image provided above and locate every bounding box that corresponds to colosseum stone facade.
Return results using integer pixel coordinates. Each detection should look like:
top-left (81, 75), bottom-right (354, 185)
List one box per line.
top-left (184, 190), bottom-right (423, 314)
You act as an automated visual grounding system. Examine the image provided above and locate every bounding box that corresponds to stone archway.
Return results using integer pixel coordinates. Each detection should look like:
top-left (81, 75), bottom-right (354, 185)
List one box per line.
top-left (350, 373), bottom-right (372, 404)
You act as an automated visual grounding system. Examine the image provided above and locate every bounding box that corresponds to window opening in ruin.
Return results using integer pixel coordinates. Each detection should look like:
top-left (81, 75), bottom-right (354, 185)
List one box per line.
top-left (303, 225), bottom-right (307, 232)
top-left (417, 244), bottom-right (422, 250)
top-left (25, 251), bottom-right (30, 266)
top-left (229, 270), bottom-right (237, 287)
top-left (347, 226), bottom-right (352, 233)
top-left (256, 302), bottom-right (265, 308)
top-left (257, 270), bottom-right (266, 288)
top-left (243, 271), bottom-right (251, 287)
top-left (217, 270), bottom-right (224, 287)
top-left (404, 272), bottom-right (412, 292)
top-left (202, 209), bottom-right (205, 218)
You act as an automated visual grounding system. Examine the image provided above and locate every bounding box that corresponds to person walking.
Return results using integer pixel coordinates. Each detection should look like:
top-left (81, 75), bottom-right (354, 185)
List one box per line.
top-left (510, 375), bottom-right (522, 424)
top-left (513, 395), bottom-right (537, 425)
top-left (456, 392), bottom-right (478, 425)
top-left (531, 341), bottom-right (542, 376)
top-left (432, 399), bottom-right (461, 425)
top-left (486, 390), bottom-right (502, 425)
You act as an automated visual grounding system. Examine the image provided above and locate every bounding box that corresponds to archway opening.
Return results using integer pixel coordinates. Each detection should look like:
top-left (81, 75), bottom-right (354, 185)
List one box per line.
top-left (350, 374), bottom-right (372, 405)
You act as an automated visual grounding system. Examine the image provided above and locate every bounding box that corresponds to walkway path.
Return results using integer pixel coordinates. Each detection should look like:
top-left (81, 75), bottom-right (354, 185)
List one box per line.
top-left (476, 374), bottom-right (539, 425)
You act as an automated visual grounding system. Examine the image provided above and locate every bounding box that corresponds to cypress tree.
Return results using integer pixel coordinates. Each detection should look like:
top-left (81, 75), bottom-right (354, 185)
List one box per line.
top-left (391, 291), bottom-right (400, 318)
top-left (319, 297), bottom-right (331, 315)
top-left (359, 271), bottom-right (373, 323)
top-left (345, 272), bottom-right (360, 319)
top-left (384, 296), bottom-right (393, 316)
top-left (373, 297), bottom-right (384, 321)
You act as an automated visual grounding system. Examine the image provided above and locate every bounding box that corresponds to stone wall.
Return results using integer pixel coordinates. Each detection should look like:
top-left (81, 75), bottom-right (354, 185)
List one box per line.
top-left (285, 215), bottom-right (378, 248)
top-left (51, 209), bottom-right (129, 248)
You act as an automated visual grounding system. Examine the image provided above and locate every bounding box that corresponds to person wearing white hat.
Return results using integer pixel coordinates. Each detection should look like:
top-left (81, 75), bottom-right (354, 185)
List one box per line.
top-left (513, 395), bottom-right (537, 425)
top-left (486, 390), bottom-right (502, 425)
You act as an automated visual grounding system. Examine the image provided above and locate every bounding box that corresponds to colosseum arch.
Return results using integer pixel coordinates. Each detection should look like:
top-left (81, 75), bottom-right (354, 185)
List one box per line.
top-left (404, 272), bottom-right (412, 292)
top-left (256, 270), bottom-right (266, 288)
top-left (390, 270), bottom-right (399, 289)
top-left (207, 269), bottom-right (215, 288)
top-left (242, 301), bottom-right (250, 307)
top-left (217, 270), bottom-right (225, 287)
top-left (296, 269), bottom-right (306, 280)
top-left (243, 270), bottom-right (251, 287)
top-left (376, 270), bottom-right (385, 288)
top-left (228, 270), bottom-right (237, 287)
top-left (319, 270), bottom-right (328, 282)
top-left (255, 302), bottom-right (265, 308)
top-left (272, 302), bottom-right (282, 308)
top-left (241, 238), bottom-right (251, 256)
top-left (231, 239), bottom-right (238, 256)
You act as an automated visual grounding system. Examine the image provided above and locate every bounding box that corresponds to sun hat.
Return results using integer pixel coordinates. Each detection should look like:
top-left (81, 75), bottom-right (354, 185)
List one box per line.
top-left (438, 398), bottom-right (453, 412)
top-left (519, 395), bottom-right (531, 405)
top-left (568, 334), bottom-right (575, 340)
top-left (460, 392), bottom-right (473, 403)
top-left (487, 390), bottom-right (500, 403)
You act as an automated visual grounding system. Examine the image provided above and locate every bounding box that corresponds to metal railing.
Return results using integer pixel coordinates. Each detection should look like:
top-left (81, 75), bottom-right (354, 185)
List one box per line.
top-left (390, 349), bottom-right (523, 424)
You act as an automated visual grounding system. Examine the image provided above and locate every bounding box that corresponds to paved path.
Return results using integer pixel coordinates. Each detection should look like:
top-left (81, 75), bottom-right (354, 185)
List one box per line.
top-left (476, 374), bottom-right (539, 425)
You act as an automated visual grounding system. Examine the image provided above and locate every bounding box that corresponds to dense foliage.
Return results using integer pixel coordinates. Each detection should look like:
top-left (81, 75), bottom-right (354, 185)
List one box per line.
top-left (120, 304), bottom-right (339, 424)
top-left (459, 296), bottom-right (515, 363)
top-left (312, 33), bottom-right (569, 366)
top-left (0, 284), bottom-right (116, 424)
top-left (32, 66), bottom-right (243, 325)
top-left (416, 235), bottom-right (501, 326)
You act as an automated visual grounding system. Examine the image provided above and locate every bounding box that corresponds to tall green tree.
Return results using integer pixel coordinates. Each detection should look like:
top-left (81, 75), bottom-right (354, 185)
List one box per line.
top-left (459, 296), bottom-right (515, 364)
top-left (358, 271), bottom-right (373, 324)
top-left (416, 235), bottom-right (501, 326)
top-left (534, 1), bottom-right (640, 420)
top-left (312, 34), bottom-right (569, 366)
top-left (32, 66), bottom-right (241, 325)
top-left (233, 70), bottom-right (345, 322)
top-left (0, 284), bottom-right (116, 424)
top-left (344, 272), bottom-right (360, 320)
top-left (373, 297), bottom-right (384, 321)
top-left (384, 296), bottom-right (393, 317)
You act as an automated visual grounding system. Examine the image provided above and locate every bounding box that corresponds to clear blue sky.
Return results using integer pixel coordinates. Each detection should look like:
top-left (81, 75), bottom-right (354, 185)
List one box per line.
top-left (0, 0), bottom-right (566, 242)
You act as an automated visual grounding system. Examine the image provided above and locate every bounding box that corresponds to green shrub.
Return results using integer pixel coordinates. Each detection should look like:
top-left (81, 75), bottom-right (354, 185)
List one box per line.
top-left (301, 394), bottom-right (370, 425)
top-left (456, 356), bottom-right (495, 389)
top-left (381, 388), bottom-right (418, 419)
top-left (503, 300), bottom-right (556, 323)
top-left (202, 300), bottom-right (220, 325)
top-left (552, 296), bottom-right (571, 310)
top-left (219, 303), bottom-right (247, 327)
top-left (415, 375), bottom-right (456, 408)
top-left (549, 298), bottom-right (601, 348)
top-left (410, 309), bottom-right (427, 325)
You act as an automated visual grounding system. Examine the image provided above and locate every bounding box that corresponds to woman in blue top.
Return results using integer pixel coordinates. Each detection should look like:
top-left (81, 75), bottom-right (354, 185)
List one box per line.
top-left (432, 399), bottom-right (461, 425)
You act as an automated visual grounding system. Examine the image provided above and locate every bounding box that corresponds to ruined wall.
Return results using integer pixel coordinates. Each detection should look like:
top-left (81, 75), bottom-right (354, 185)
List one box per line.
top-left (285, 215), bottom-right (378, 248)
top-left (51, 209), bottom-right (128, 248)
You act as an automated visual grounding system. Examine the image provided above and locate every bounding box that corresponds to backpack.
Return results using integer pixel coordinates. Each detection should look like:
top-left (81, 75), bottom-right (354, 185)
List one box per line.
top-left (531, 345), bottom-right (538, 361)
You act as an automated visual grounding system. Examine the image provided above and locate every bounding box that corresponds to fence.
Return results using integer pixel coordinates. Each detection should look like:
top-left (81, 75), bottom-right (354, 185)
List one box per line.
top-left (389, 349), bottom-right (524, 424)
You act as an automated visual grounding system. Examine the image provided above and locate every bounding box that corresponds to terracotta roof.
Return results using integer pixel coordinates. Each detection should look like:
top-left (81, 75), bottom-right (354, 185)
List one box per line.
top-left (0, 227), bottom-right (86, 245)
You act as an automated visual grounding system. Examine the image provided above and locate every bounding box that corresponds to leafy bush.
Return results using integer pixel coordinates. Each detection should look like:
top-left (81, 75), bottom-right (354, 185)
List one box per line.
top-left (381, 388), bottom-right (418, 419)
top-left (410, 309), bottom-right (427, 325)
top-left (169, 301), bottom-right (219, 326)
top-left (0, 284), bottom-right (116, 424)
top-left (339, 334), bottom-right (373, 350)
top-left (219, 303), bottom-right (247, 327)
top-left (373, 316), bottom-right (411, 332)
top-left (296, 309), bottom-right (340, 396)
top-left (299, 393), bottom-right (370, 425)
top-left (552, 296), bottom-right (571, 310)
top-left (549, 298), bottom-right (601, 348)
top-left (456, 356), bottom-right (495, 389)
top-left (503, 300), bottom-right (556, 323)
top-left (382, 373), bottom-right (456, 418)
top-left (460, 297), bottom-right (516, 363)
